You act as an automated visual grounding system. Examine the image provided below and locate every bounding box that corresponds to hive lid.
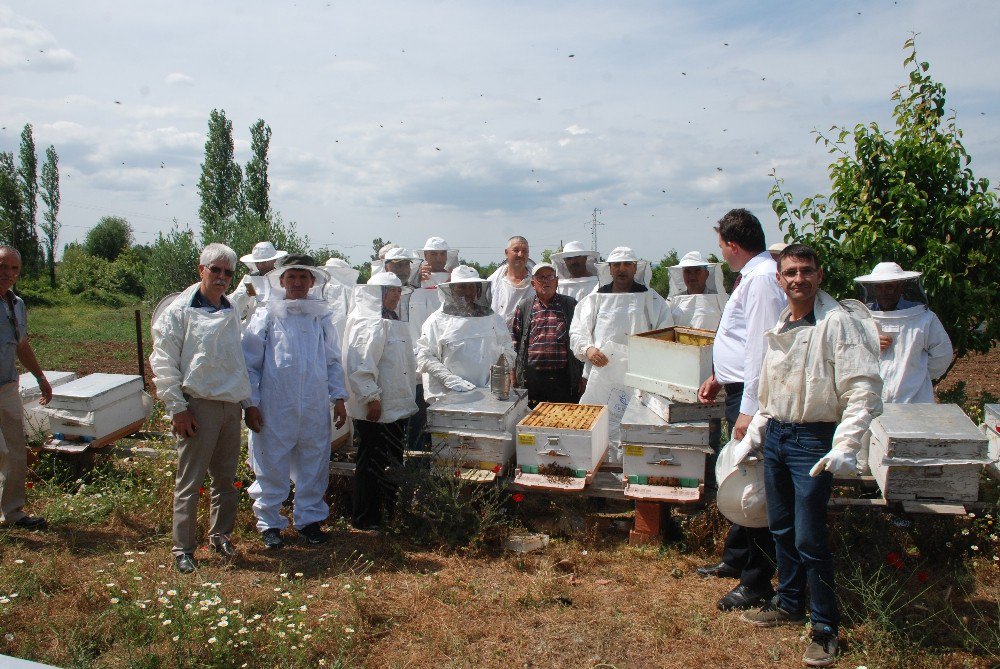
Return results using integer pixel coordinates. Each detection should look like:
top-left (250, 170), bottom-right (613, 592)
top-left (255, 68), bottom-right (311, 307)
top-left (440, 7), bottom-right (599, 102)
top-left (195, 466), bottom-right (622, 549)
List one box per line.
top-left (19, 371), bottom-right (76, 402)
top-left (519, 403), bottom-right (604, 430)
top-left (48, 373), bottom-right (143, 410)
top-left (873, 403), bottom-right (985, 442)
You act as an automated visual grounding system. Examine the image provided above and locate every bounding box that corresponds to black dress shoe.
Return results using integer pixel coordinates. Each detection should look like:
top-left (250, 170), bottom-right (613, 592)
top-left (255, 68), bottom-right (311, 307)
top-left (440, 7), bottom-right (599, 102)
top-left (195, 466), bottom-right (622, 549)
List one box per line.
top-left (697, 561), bottom-right (740, 579)
top-left (299, 522), bottom-right (329, 545)
top-left (175, 553), bottom-right (197, 574)
top-left (211, 537), bottom-right (236, 560)
top-left (717, 584), bottom-right (774, 611)
top-left (12, 515), bottom-right (47, 530)
top-left (262, 528), bottom-right (284, 549)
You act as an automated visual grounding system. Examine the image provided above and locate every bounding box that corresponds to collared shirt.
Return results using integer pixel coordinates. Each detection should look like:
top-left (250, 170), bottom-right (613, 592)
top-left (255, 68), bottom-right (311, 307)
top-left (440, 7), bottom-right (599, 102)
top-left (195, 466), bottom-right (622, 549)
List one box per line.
top-left (779, 309), bottom-right (817, 334)
top-left (512, 294), bottom-right (570, 370)
top-left (712, 251), bottom-right (787, 416)
top-left (597, 281), bottom-right (648, 293)
top-left (382, 307), bottom-right (400, 320)
top-left (190, 290), bottom-right (232, 313)
top-left (0, 291), bottom-right (28, 386)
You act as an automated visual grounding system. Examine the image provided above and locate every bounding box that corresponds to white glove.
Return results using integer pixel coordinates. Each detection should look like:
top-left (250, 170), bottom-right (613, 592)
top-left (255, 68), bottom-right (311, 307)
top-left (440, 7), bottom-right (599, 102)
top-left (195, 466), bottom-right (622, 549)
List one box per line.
top-left (809, 448), bottom-right (858, 477)
top-left (444, 376), bottom-right (476, 392)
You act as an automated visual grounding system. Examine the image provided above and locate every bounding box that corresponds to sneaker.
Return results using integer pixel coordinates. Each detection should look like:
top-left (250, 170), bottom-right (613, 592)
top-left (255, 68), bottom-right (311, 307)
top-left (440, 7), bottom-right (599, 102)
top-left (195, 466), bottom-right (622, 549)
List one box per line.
top-left (802, 632), bottom-right (839, 667)
top-left (174, 553), bottom-right (197, 574)
top-left (299, 522), bottom-right (329, 545)
top-left (741, 600), bottom-right (806, 627)
top-left (262, 528), bottom-right (284, 549)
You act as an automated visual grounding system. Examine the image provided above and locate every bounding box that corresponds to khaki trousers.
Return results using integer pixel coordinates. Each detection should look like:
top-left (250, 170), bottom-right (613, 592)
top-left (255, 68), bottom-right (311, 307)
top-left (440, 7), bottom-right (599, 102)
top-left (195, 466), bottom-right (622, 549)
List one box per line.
top-left (172, 397), bottom-right (242, 556)
top-left (0, 381), bottom-right (28, 524)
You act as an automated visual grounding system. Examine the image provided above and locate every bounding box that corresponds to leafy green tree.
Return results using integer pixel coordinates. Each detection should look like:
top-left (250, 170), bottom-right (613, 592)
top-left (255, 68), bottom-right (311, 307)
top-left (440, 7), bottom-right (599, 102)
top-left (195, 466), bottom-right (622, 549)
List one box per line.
top-left (84, 216), bottom-right (134, 261)
top-left (142, 223), bottom-right (201, 302)
top-left (0, 153), bottom-right (24, 250)
top-left (241, 119), bottom-right (271, 222)
top-left (649, 249), bottom-right (679, 298)
top-left (228, 211), bottom-right (308, 283)
top-left (39, 146), bottom-right (60, 287)
top-left (769, 37), bottom-right (1000, 361)
top-left (198, 109), bottom-right (243, 243)
top-left (370, 237), bottom-right (391, 261)
top-left (17, 124), bottom-right (42, 274)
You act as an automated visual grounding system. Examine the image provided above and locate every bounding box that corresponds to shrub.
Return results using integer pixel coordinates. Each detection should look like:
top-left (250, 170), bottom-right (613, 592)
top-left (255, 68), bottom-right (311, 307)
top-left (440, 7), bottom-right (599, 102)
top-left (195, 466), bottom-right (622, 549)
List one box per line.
top-left (84, 216), bottom-right (134, 261)
top-left (142, 225), bottom-right (200, 303)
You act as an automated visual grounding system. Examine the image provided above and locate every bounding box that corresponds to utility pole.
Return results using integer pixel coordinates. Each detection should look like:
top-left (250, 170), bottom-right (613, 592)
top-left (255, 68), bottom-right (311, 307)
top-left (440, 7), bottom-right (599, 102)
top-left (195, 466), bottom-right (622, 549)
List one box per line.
top-left (588, 208), bottom-right (603, 252)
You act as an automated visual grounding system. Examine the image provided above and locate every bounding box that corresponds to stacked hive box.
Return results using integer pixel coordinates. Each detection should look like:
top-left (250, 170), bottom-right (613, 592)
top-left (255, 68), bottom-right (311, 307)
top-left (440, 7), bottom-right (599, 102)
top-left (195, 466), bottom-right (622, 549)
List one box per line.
top-left (43, 373), bottom-right (151, 443)
top-left (621, 326), bottom-right (723, 502)
top-left (19, 371), bottom-right (76, 439)
top-left (515, 403), bottom-right (609, 491)
top-left (869, 403), bottom-right (989, 503)
top-left (985, 404), bottom-right (1000, 480)
top-left (426, 388), bottom-right (531, 478)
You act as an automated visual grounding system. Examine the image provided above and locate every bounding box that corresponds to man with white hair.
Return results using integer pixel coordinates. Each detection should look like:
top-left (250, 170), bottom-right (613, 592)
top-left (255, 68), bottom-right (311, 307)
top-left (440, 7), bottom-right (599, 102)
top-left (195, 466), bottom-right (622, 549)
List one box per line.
top-left (551, 240), bottom-right (600, 301)
top-left (416, 266), bottom-right (516, 401)
top-left (242, 254), bottom-right (348, 549)
top-left (570, 246), bottom-right (673, 462)
top-left (228, 241), bottom-right (288, 325)
top-left (488, 236), bottom-right (535, 329)
top-left (667, 251), bottom-right (729, 330)
top-left (854, 262), bottom-right (952, 404)
top-left (151, 243), bottom-right (252, 573)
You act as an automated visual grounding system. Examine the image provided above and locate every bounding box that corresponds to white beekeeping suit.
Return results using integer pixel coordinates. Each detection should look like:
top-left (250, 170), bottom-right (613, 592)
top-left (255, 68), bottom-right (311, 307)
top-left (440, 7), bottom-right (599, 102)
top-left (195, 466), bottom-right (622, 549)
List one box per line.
top-left (667, 251), bottom-right (728, 331)
top-left (854, 262), bottom-right (953, 404)
top-left (242, 260), bottom-right (347, 534)
top-left (228, 241), bottom-right (288, 326)
top-left (322, 256), bottom-right (360, 447)
top-left (406, 237), bottom-right (459, 351)
top-left (343, 273), bottom-right (418, 423)
top-left (415, 266), bottom-right (516, 402)
top-left (551, 240), bottom-right (599, 301)
top-left (571, 247), bottom-right (673, 462)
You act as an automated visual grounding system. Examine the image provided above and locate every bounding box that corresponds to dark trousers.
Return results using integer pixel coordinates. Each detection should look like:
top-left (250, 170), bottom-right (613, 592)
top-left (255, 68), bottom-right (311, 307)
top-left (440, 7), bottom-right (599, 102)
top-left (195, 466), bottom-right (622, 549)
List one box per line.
top-left (406, 384), bottom-right (429, 451)
top-left (353, 418), bottom-right (407, 529)
top-left (764, 419), bottom-right (839, 633)
top-left (525, 367), bottom-right (575, 405)
top-left (720, 383), bottom-right (777, 593)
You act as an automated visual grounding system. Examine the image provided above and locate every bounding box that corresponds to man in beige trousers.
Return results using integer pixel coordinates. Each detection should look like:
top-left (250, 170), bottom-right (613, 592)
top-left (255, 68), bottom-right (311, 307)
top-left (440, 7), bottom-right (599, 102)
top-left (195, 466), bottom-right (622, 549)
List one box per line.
top-left (150, 243), bottom-right (252, 574)
top-left (0, 246), bottom-right (51, 530)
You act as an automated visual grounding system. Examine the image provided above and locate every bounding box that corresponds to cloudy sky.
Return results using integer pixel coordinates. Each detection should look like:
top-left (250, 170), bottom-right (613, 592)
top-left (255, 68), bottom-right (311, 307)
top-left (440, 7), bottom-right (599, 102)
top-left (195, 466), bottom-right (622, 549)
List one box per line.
top-left (2, 1), bottom-right (998, 264)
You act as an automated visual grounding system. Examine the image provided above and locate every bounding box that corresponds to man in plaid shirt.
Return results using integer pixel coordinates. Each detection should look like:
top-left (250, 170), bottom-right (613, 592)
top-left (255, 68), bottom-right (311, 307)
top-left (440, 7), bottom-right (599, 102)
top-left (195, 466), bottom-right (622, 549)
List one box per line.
top-left (511, 263), bottom-right (583, 405)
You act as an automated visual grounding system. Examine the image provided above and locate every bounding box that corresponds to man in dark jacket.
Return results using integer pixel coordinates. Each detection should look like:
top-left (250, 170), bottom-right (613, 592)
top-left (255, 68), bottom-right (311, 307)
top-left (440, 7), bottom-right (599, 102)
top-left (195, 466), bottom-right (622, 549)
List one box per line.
top-left (511, 263), bottom-right (583, 405)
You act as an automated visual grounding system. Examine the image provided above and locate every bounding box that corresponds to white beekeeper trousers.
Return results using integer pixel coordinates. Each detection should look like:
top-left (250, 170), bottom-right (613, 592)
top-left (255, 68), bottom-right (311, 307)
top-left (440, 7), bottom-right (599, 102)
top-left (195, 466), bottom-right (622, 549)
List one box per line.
top-left (248, 427), bottom-right (330, 532)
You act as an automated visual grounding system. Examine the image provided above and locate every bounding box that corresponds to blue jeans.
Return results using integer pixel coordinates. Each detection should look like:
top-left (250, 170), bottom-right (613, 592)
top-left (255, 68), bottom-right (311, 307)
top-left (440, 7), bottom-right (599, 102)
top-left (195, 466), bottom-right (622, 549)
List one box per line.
top-left (763, 419), bottom-right (839, 634)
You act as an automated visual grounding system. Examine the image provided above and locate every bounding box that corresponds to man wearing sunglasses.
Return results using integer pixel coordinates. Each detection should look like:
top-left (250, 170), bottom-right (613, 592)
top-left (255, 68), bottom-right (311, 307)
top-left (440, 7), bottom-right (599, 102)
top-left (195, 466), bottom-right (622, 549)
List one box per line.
top-left (150, 243), bottom-right (253, 574)
top-left (0, 246), bottom-right (51, 531)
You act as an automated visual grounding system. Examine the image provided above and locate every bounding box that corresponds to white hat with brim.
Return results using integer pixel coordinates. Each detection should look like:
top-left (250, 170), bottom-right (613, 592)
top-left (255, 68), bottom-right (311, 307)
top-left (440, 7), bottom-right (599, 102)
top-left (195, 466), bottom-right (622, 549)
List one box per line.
top-left (676, 251), bottom-right (711, 268)
top-left (240, 241), bottom-right (288, 265)
top-left (324, 257), bottom-right (351, 269)
top-left (368, 271), bottom-right (403, 287)
top-left (266, 255), bottom-right (329, 290)
top-left (378, 243), bottom-right (401, 259)
top-left (383, 247), bottom-right (413, 262)
top-left (531, 262), bottom-right (557, 277)
top-left (606, 246), bottom-right (640, 263)
top-left (551, 240), bottom-right (599, 262)
top-left (854, 261), bottom-right (922, 283)
top-left (767, 242), bottom-right (789, 254)
top-left (446, 265), bottom-right (486, 284)
top-left (423, 237), bottom-right (450, 251)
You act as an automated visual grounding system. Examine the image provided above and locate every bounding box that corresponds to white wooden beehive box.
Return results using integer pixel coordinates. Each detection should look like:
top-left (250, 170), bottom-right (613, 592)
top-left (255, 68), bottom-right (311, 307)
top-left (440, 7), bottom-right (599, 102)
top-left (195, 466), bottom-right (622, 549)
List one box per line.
top-left (426, 387), bottom-right (530, 434)
top-left (869, 434), bottom-right (983, 503)
top-left (515, 403), bottom-right (608, 481)
top-left (619, 400), bottom-right (711, 447)
top-left (624, 326), bottom-right (715, 403)
top-left (19, 371), bottom-right (76, 438)
top-left (636, 389), bottom-right (724, 423)
top-left (870, 403), bottom-right (988, 460)
top-left (44, 374), bottom-right (149, 439)
top-left (428, 429), bottom-right (515, 474)
top-left (622, 443), bottom-right (712, 487)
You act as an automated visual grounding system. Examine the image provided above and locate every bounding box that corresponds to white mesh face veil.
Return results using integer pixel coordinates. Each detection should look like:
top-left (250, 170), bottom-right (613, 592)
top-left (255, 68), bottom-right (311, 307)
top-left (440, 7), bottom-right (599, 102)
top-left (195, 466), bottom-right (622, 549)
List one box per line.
top-left (437, 276), bottom-right (494, 317)
top-left (667, 262), bottom-right (725, 297)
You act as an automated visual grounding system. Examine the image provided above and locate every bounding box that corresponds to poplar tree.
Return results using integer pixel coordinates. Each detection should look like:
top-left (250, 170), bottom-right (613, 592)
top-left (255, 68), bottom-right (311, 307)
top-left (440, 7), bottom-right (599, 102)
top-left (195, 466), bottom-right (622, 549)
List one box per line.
top-left (40, 146), bottom-right (60, 287)
top-left (197, 109), bottom-right (243, 243)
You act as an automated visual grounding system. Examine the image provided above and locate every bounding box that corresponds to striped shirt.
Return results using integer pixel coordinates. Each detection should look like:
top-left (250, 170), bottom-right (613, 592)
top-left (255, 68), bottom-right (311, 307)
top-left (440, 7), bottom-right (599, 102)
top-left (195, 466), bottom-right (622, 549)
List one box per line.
top-left (512, 295), bottom-right (570, 371)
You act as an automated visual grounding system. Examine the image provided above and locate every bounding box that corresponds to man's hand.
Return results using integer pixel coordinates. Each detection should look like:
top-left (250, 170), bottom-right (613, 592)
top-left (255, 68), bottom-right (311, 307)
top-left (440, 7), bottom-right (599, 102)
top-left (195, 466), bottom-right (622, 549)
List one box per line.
top-left (37, 375), bottom-right (52, 405)
top-left (698, 374), bottom-right (722, 404)
top-left (419, 262), bottom-right (433, 282)
top-left (333, 399), bottom-right (348, 429)
top-left (171, 410), bottom-right (199, 438)
top-left (732, 412), bottom-right (752, 441)
top-left (878, 334), bottom-right (893, 352)
top-left (586, 346), bottom-right (608, 367)
top-left (366, 399), bottom-right (382, 422)
top-left (244, 406), bottom-right (264, 433)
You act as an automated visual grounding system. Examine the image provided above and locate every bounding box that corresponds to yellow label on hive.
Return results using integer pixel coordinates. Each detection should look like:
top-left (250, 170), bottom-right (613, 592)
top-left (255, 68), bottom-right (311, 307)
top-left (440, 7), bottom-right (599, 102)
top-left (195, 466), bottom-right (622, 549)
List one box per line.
top-left (431, 432), bottom-right (448, 441)
top-left (518, 433), bottom-right (536, 446)
top-left (624, 445), bottom-right (645, 457)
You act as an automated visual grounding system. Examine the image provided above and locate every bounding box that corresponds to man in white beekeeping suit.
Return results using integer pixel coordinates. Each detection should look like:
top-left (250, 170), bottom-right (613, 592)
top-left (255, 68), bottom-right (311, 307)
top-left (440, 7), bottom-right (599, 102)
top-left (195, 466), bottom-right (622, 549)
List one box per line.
top-left (570, 246), bottom-right (673, 463)
top-left (344, 271), bottom-right (418, 529)
top-left (488, 236), bottom-right (535, 329)
top-left (416, 265), bottom-right (516, 402)
top-left (228, 241), bottom-right (288, 326)
top-left (550, 240), bottom-right (600, 301)
top-left (242, 254), bottom-right (348, 549)
top-left (370, 242), bottom-right (402, 277)
top-left (406, 237), bottom-right (459, 447)
top-left (667, 251), bottom-right (729, 331)
top-left (854, 262), bottom-right (953, 404)
top-left (322, 256), bottom-right (361, 450)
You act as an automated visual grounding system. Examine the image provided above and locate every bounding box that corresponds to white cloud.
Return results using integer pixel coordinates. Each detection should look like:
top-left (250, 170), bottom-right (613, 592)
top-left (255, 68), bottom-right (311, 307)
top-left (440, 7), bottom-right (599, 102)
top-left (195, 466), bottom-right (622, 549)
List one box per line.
top-left (165, 72), bottom-right (194, 87)
top-left (0, 6), bottom-right (77, 72)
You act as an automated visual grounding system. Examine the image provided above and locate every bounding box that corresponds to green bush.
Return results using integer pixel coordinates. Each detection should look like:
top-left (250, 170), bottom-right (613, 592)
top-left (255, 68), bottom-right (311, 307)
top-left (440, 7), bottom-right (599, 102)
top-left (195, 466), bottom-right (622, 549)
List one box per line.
top-left (59, 245), bottom-right (144, 298)
top-left (142, 225), bottom-right (200, 303)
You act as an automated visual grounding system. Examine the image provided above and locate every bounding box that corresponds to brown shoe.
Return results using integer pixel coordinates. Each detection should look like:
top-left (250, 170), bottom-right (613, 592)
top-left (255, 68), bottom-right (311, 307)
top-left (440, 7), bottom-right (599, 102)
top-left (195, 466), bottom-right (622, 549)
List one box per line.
top-left (802, 632), bottom-right (838, 667)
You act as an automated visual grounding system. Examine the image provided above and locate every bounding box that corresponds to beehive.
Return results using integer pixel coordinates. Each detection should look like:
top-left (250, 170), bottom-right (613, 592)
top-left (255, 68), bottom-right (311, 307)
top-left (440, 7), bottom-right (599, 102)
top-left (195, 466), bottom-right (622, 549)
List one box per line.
top-left (19, 371), bottom-right (77, 438)
top-left (636, 389), bottom-right (724, 424)
top-left (427, 388), bottom-right (530, 475)
top-left (44, 373), bottom-right (149, 439)
top-left (624, 326), bottom-right (715, 403)
top-left (515, 403), bottom-right (609, 484)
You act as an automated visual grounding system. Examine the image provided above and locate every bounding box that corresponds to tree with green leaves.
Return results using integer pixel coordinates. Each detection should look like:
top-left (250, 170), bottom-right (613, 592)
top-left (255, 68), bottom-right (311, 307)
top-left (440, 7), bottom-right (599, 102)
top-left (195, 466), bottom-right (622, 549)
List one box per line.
top-left (142, 223), bottom-right (201, 302)
top-left (241, 119), bottom-right (271, 222)
top-left (17, 124), bottom-right (42, 274)
top-left (198, 109), bottom-right (243, 243)
top-left (649, 249), bottom-right (679, 298)
top-left (85, 216), bottom-right (134, 261)
top-left (770, 37), bottom-right (1000, 362)
top-left (39, 146), bottom-right (60, 287)
top-left (0, 153), bottom-right (25, 250)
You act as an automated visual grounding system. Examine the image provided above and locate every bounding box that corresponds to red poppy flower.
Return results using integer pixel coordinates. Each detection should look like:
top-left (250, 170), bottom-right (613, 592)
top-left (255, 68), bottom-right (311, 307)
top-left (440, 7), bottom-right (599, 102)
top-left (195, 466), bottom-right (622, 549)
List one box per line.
top-left (511, 493), bottom-right (525, 503)
top-left (885, 552), bottom-right (904, 570)
top-left (454, 469), bottom-right (462, 477)
top-left (491, 464), bottom-right (502, 474)
top-left (199, 486), bottom-right (206, 495)
top-left (25, 482), bottom-right (33, 489)
top-left (916, 571), bottom-right (930, 583)
top-left (234, 481), bottom-right (243, 489)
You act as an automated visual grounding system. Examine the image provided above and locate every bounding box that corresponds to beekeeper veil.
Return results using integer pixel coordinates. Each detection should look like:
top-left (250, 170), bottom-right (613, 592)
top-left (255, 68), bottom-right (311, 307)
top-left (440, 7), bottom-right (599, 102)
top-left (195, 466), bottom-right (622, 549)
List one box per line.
top-left (551, 240), bottom-right (599, 280)
top-left (438, 265), bottom-right (494, 317)
top-left (353, 271), bottom-right (407, 321)
top-left (854, 262), bottom-right (928, 312)
top-left (668, 251), bottom-right (724, 297)
top-left (324, 257), bottom-right (360, 287)
top-left (265, 254), bottom-right (329, 302)
top-left (596, 246), bottom-right (652, 287)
